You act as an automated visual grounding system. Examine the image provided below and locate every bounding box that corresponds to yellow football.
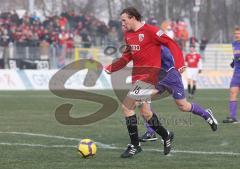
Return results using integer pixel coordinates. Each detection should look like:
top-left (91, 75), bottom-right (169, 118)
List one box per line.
top-left (77, 139), bottom-right (97, 158)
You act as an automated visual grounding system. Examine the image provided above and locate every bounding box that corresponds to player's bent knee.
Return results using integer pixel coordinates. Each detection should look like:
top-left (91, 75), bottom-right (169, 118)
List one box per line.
top-left (175, 99), bottom-right (192, 112)
top-left (122, 104), bottom-right (130, 112)
top-left (230, 90), bottom-right (238, 97)
top-left (141, 111), bottom-right (152, 120)
top-left (178, 103), bottom-right (191, 112)
top-left (121, 104), bottom-right (134, 116)
top-left (178, 106), bottom-right (187, 112)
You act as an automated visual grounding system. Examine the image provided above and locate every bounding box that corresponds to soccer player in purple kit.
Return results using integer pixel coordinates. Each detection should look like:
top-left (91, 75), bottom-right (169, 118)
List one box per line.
top-left (139, 46), bottom-right (218, 142)
top-left (223, 26), bottom-right (240, 123)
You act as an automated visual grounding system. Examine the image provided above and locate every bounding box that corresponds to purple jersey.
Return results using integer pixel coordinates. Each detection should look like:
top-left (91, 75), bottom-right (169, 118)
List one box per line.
top-left (161, 46), bottom-right (175, 72)
top-left (157, 46), bottom-right (185, 99)
top-left (232, 41), bottom-right (240, 73)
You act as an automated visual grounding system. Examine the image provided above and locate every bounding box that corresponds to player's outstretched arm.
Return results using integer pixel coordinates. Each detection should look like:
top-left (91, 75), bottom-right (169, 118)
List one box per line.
top-left (104, 53), bottom-right (132, 74)
top-left (149, 26), bottom-right (185, 71)
top-left (157, 34), bottom-right (185, 71)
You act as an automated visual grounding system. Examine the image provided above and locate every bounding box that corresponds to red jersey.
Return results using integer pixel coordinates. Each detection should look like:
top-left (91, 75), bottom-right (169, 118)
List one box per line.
top-left (185, 52), bottom-right (201, 68)
top-left (105, 24), bottom-right (184, 85)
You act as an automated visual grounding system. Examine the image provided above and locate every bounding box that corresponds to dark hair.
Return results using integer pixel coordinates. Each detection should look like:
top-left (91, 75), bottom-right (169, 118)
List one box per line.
top-left (235, 26), bottom-right (240, 31)
top-left (120, 7), bottom-right (142, 21)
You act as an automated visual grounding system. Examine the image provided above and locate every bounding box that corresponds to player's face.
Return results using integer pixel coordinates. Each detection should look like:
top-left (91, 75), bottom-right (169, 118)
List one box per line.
top-left (190, 47), bottom-right (195, 53)
top-left (234, 31), bottom-right (240, 41)
top-left (120, 13), bottom-right (134, 31)
top-left (121, 24), bottom-right (127, 32)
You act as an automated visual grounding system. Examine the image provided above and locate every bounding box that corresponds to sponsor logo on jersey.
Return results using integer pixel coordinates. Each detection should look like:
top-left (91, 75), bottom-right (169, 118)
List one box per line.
top-left (130, 45), bottom-right (141, 51)
top-left (138, 34), bottom-right (144, 42)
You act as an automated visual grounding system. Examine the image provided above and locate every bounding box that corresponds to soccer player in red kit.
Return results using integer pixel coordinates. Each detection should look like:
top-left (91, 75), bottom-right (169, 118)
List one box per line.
top-left (185, 46), bottom-right (202, 98)
top-left (104, 7), bottom-right (184, 158)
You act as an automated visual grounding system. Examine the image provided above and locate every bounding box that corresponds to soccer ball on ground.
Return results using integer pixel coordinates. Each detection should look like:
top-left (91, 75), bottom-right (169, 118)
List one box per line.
top-left (77, 139), bottom-right (97, 158)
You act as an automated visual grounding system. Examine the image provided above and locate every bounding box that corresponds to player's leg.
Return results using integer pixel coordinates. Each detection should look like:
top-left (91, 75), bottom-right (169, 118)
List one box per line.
top-left (191, 69), bottom-right (198, 97)
top-left (223, 86), bottom-right (239, 123)
top-left (229, 87), bottom-right (239, 120)
top-left (174, 98), bottom-right (218, 131)
top-left (157, 68), bottom-right (218, 131)
top-left (191, 80), bottom-right (197, 96)
top-left (140, 103), bottom-right (168, 138)
top-left (140, 122), bottom-right (157, 142)
top-left (187, 68), bottom-right (193, 98)
top-left (139, 107), bottom-right (158, 142)
top-left (140, 102), bottom-right (173, 155)
top-left (139, 87), bottom-right (167, 142)
top-left (125, 80), bottom-right (160, 146)
top-left (223, 73), bottom-right (240, 123)
top-left (121, 96), bottom-right (142, 158)
top-left (187, 79), bottom-right (192, 97)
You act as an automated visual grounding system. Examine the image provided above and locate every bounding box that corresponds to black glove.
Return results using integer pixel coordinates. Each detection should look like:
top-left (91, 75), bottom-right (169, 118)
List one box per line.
top-left (230, 60), bottom-right (234, 68)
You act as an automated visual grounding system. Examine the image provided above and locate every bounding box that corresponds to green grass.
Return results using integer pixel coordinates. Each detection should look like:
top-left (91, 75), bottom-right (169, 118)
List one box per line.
top-left (0, 90), bottom-right (240, 169)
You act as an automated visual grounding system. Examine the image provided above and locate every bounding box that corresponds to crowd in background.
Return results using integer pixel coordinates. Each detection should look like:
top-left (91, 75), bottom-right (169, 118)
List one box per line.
top-left (0, 10), bottom-right (208, 51)
top-left (0, 10), bottom-right (122, 49)
top-left (0, 10), bottom-right (209, 68)
top-left (0, 10), bottom-right (124, 68)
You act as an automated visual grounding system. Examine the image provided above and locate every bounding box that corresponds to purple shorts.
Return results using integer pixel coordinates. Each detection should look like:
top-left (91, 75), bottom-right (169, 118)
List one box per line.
top-left (230, 72), bottom-right (240, 87)
top-left (156, 69), bottom-right (185, 100)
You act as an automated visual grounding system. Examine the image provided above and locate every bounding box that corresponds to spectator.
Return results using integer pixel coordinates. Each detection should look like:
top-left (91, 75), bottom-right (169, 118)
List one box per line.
top-left (73, 31), bottom-right (82, 48)
top-left (40, 39), bottom-right (50, 60)
top-left (65, 36), bottom-right (74, 59)
top-left (80, 28), bottom-right (92, 58)
top-left (81, 28), bottom-right (92, 48)
top-left (96, 21), bottom-right (108, 46)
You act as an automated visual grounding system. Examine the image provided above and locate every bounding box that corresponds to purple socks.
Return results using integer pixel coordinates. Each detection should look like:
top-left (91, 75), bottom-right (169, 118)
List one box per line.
top-left (229, 101), bottom-right (237, 120)
top-left (190, 103), bottom-right (210, 120)
top-left (145, 121), bottom-right (155, 134)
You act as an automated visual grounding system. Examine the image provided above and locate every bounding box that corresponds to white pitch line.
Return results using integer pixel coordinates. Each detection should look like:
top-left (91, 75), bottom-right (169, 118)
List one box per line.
top-left (0, 131), bottom-right (80, 141)
top-left (0, 131), bottom-right (240, 156)
top-left (0, 142), bottom-right (75, 148)
top-left (173, 150), bottom-right (240, 156)
top-left (1, 142), bottom-right (240, 156)
top-left (0, 131), bottom-right (117, 149)
top-left (145, 148), bottom-right (240, 156)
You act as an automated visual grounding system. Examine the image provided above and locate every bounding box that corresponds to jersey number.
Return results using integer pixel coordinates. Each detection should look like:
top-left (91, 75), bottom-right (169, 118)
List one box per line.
top-left (133, 85), bottom-right (141, 94)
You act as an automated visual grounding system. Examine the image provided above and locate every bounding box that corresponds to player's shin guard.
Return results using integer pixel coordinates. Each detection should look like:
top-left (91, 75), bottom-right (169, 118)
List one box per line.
top-left (125, 115), bottom-right (139, 146)
top-left (190, 103), bottom-right (210, 120)
top-left (147, 113), bottom-right (168, 139)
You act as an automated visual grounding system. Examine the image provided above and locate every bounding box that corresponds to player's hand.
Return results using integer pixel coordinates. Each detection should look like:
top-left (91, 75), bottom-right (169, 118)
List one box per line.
top-left (198, 69), bottom-right (202, 74)
top-left (230, 60), bottom-right (234, 68)
top-left (178, 66), bottom-right (186, 74)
